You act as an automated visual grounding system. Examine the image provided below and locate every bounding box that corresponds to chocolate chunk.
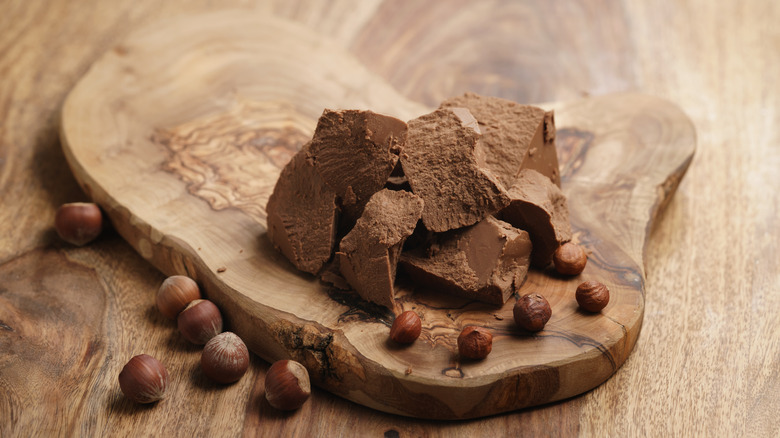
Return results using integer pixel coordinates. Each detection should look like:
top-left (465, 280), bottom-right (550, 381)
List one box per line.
top-left (308, 109), bottom-right (407, 224)
top-left (497, 169), bottom-right (572, 267)
top-left (266, 144), bottom-right (339, 274)
top-left (400, 217), bottom-right (532, 305)
top-left (401, 107), bottom-right (509, 233)
top-left (441, 93), bottom-right (561, 189)
top-left (337, 189), bottom-right (424, 309)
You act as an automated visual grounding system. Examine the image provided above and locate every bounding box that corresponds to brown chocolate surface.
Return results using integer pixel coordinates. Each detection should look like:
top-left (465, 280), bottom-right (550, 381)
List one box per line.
top-left (307, 109), bottom-right (407, 224)
top-left (400, 217), bottom-right (532, 305)
top-left (401, 107), bottom-right (509, 233)
top-left (497, 169), bottom-right (572, 267)
top-left (440, 93), bottom-right (561, 189)
top-left (337, 189), bottom-right (424, 309)
top-left (266, 144), bottom-right (339, 274)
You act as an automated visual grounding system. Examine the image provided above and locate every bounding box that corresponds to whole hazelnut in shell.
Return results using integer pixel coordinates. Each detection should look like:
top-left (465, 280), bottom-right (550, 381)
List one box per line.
top-left (553, 242), bottom-right (587, 276)
top-left (265, 360), bottom-right (311, 410)
top-left (118, 354), bottom-right (169, 403)
top-left (177, 299), bottom-right (223, 345)
top-left (156, 276), bottom-right (201, 319)
top-left (457, 326), bottom-right (493, 360)
top-left (55, 202), bottom-right (103, 246)
top-left (513, 293), bottom-right (552, 332)
top-left (201, 332), bottom-right (250, 384)
top-left (576, 281), bottom-right (610, 312)
top-left (389, 311), bottom-right (422, 344)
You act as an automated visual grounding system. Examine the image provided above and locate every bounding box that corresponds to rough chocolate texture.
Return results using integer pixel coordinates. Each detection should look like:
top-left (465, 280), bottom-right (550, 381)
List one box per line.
top-left (401, 107), bottom-right (509, 233)
top-left (266, 144), bottom-right (339, 274)
top-left (400, 217), bottom-right (532, 305)
top-left (267, 95), bottom-right (569, 311)
top-left (308, 109), bottom-right (407, 224)
top-left (441, 93), bottom-right (561, 189)
top-left (497, 169), bottom-right (572, 267)
top-left (337, 189), bottom-right (424, 309)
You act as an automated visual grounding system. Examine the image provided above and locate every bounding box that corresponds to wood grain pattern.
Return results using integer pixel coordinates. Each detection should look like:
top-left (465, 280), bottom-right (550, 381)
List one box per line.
top-left (350, 0), bottom-right (637, 106)
top-left (1, 0), bottom-right (778, 435)
top-left (58, 11), bottom-right (693, 419)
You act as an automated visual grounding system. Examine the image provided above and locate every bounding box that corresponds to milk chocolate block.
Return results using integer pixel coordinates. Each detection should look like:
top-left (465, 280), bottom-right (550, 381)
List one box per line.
top-left (401, 107), bottom-right (509, 233)
top-left (441, 93), bottom-right (561, 189)
top-left (308, 109), bottom-right (407, 224)
top-left (337, 189), bottom-right (424, 309)
top-left (400, 217), bottom-right (532, 305)
top-left (498, 169), bottom-right (572, 267)
top-left (266, 144), bottom-right (339, 275)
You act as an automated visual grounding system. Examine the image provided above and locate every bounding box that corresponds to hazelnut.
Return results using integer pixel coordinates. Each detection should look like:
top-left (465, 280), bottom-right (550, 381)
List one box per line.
top-left (457, 326), bottom-right (493, 360)
top-left (576, 281), bottom-right (610, 312)
top-left (265, 360), bottom-right (311, 410)
top-left (118, 354), bottom-right (169, 403)
top-left (54, 202), bottom-right (103, 246)
top-left (513, 293), bottom-right (552, 332)
top-left (389, 311), bottom-right (422, 344)
top-left (177, 299), bottom-right (223, 344)
top-left (553, 242), bottom-right (587, 275)
top-left (156, 276), bottom-right (201, 319)
top-left (201, 332), bottom-right (250, 384)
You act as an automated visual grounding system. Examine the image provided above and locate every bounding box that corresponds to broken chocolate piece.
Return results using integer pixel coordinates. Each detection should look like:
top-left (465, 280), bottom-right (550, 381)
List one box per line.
top-left (307, 109), bottom-right (407, 224)
top-left (401, 107), bottom-right (509, 233)
top-left (497, 169), bottom-right (572, 267)
top-left (337, 189), bottom-right (424, 309)
top-left (266, 144), bottom-right (339, 275)
top-left (441, 93), bottom-right (561, 188)
top-left (400, 217), bottom-right (532, 305)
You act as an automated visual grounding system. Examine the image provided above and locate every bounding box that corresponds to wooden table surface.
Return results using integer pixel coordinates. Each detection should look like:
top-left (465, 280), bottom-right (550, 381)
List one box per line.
top-left (1, 1), bottom-right (778, 436)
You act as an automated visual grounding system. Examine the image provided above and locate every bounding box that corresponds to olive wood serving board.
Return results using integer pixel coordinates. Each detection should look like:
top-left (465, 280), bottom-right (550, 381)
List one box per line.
top-left (59, 11), bottom-right (695, 419)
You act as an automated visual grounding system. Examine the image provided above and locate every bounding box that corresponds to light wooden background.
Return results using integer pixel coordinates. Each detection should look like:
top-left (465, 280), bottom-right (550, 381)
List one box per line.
top-left (1, 1), bottom-right (778, 436)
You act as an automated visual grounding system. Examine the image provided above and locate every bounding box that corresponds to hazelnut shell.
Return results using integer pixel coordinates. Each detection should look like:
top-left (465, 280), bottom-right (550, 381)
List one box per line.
top-left (55, 202), bottom-right (103, 246)
top-left (457, 326), bottom-right (493, 360)
top-left (201, 332), bottom-right (250, 384)
top-left (156, 276), bottom-right (201, 319)
top-left (513, 293), bottom-right (552, 332)
top-left (265, 360), bottom-right (311, 410)
top-left (118, 354), bottom-right (169, 403)
top-left (389, 311), bottom-right (422, 344)
top-left (576, 281), bottom-right (610, 312)
top-left (177, 299), bottom-right (223, 345)
top-left (553, 242), bottom-right (587, 276)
